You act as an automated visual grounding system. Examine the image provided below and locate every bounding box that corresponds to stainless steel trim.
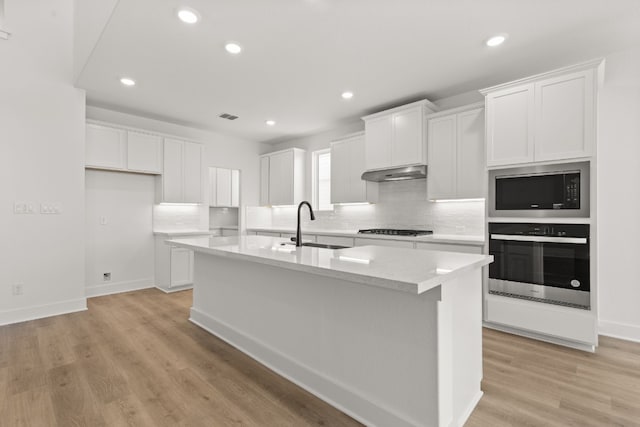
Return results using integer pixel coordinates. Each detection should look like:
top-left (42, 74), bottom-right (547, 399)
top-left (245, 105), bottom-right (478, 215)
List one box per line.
top-left (361, 164), bottom-right (427, 182)
top-left (488, 161), bottom-right (590, 218)
top-left (488, 278), bottom-right (590, 309)
top-left (490, 234), bottom-right (588, 244)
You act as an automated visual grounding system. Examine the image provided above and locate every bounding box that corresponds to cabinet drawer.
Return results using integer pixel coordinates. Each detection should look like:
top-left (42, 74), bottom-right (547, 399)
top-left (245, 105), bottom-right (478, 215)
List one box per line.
top-left (415, 242), bottom-right (482, 254)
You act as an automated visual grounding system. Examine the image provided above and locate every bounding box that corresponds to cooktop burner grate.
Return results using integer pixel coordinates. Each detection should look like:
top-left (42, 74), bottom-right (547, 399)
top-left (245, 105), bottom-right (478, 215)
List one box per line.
top-left (357, 229), bottom-right (433, 237)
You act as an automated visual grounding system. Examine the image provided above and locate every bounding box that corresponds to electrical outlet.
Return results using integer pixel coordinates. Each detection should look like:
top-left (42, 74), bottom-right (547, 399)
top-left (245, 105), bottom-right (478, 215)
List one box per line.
top-left (100, 216), bottom-right (108, 225)
top-left (103, 272), bottom-right (111, 281)
top-left (14, 201), bottom-right (36, 214)
top-left (12, 284), bottom-right (23, 296)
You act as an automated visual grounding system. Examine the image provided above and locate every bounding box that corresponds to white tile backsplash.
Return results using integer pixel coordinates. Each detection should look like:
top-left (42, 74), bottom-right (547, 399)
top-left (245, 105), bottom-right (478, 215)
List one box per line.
top-left (246, 180), bottom-right (485, 236)
top-left (209, 207), bottom-right (239, 227)
top-left (153, 204), bottom-right (207, 230)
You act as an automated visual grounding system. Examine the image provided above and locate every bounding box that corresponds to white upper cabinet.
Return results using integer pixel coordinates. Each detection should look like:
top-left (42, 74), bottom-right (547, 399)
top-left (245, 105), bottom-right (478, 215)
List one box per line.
top-left (126, 131), bottom-right (162, 173)
top-left (534, 70), bottom-right (595, 161)
top-left (159, 138), bottom-right (203, 203)
top-left (259, 148), bottom-right (305, 206)
top-left (85, 123), bottom-right (126, 170)
top-left (331, 132), bottom-right (377, 204)
top-left (427, 105), bottom-right (485, 200)
top-left (260, 156), bottom-right (270, 206)
top-left (482, 60), bottom-right (600, 168)
top-left (209, 167), bottom-right (239, 207)
top-left (362, 100), bottom-right (437, 171)
top-left (484, 84), bottom-right (535, 166)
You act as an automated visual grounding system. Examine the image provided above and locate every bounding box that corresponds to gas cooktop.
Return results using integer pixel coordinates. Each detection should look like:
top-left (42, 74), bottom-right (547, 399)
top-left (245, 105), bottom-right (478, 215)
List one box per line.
top-left (357, 229), bottom-right (433, 237)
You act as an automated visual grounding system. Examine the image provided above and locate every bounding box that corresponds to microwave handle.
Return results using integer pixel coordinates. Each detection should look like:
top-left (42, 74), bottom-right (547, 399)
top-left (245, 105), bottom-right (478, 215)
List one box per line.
top-left (490, 234), bottom-right (588, 244)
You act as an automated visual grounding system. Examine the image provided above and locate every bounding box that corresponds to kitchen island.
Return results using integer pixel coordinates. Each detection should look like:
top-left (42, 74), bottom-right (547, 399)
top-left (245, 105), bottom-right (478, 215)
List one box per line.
top-left (168, 235), bottom-right (493, 427)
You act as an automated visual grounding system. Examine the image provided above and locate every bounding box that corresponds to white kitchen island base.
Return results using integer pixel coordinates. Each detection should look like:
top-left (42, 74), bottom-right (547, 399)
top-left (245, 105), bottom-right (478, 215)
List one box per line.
top-left (185, 243), bottom-right (487, 427)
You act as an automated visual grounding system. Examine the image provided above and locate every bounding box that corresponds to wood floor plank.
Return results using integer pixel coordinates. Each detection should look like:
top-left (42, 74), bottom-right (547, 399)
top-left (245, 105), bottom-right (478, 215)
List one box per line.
top-left (2, 288), bottom-right (640, 426)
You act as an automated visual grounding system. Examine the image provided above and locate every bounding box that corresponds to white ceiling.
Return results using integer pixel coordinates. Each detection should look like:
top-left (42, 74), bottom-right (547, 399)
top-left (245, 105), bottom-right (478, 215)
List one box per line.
top-left (75, 0), bottom-right (640, 144)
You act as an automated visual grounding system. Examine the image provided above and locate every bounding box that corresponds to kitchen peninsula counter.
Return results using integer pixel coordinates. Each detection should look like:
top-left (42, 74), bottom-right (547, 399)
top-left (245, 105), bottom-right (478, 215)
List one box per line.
top-left (169, 235), bottom-right (493, 427)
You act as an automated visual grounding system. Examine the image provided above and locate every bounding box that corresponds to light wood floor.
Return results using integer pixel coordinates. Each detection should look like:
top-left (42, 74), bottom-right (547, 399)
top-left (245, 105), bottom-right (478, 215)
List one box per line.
top-left (0, 289), bottom-right (638, 426)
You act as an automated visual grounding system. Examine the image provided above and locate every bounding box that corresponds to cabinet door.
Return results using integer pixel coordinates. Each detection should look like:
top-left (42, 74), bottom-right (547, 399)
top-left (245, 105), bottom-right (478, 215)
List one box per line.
top-left (486, 84), bottom-right (535, 166)
top-left (231, 169), bottom-right (240, 207)
top-left (260, 156), bottom-right (270, 206)
top-left (268, 151), bottom-right (294, 206)
top-left (163, 139), bottom-right (184, 202)
top-left (365, 116), bottom-right (392, 170)
top-left (330, 141), bottom-right (350, 204)
top-left (170, 247), bottom-right (193, 287)
top-left (427, 115), bottom-right (457, 200)
top-left (127, 131), bottom-right (162, 173)
top-left (183, 142), bottom-right (203, 203)
top-left (392, 107), bottom-right (423, 166)
top-left (348, 135), bottom-right (368, 202)
top-left (208, 167), bottom-right (218, 206)
top-left (216, 168), bottom-right (232, 206)
top-left (534, 70), bottom-right (594, 161)
top-left (456, 108), bottom-right (485, 198)
top-left (85, 124), bottom-right (126, 169)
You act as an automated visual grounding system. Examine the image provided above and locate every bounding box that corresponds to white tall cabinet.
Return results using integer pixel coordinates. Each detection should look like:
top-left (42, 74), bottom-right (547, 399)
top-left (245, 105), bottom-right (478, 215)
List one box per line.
top-left (259, 148), bottom-right (305, 206)
top-left (427, 104), bottom-right (485, 200)
top-left (482, 61), bottom-right (600, 167)
top-left (330, 132), bottom-right (377, 204)
top-left (362, 99), bottom-right (437, 171)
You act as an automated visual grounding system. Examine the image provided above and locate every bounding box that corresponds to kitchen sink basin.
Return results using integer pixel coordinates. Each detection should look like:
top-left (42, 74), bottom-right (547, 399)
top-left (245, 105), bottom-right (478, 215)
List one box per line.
top-left (281, 242), bottom-right (350, 250)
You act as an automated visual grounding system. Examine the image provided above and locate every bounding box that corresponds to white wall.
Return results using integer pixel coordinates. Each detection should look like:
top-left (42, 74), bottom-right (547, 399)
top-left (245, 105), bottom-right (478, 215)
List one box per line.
top-left (597, 47), bottom-right (640, 342)
top-left (86, 106), bottom-right (268, 231)
top-left (85, 170), bottom-right (155, 297)
top-left (0, 0), bottom-right (87, 324)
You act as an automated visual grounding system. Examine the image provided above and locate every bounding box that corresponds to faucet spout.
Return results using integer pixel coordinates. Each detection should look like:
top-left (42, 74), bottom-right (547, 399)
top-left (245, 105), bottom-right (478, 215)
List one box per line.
top-left (296, 201), bottom-right (315, 247)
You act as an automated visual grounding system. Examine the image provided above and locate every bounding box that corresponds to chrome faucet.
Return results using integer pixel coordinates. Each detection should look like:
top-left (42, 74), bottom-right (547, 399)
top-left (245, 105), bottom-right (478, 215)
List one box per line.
top-left (296, 201), bottom-right (316, 247)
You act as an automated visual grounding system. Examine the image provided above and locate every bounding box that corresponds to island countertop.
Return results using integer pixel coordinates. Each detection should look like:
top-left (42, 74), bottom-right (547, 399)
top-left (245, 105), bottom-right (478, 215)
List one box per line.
top-left (168, 235), bottom-right (493, 295)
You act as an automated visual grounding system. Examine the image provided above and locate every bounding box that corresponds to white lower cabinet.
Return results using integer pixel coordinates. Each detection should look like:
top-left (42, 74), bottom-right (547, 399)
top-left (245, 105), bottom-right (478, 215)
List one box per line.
top-left (221, 228), bottom-right (238, 237)
top-left (256, 231), bottom-right (281, 237)
top-left (169, 247), bottom-right (194, 287)
top-left (155, 234), bottom-right (206, 292)
top-left (354, 238), bottom-right (414, 248)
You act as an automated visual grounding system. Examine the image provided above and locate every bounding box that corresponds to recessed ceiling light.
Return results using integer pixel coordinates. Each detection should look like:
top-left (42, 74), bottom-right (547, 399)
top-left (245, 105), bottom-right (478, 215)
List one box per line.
top-left (265, 120), bottom-right (276, 126)
top-left (486, 34), bottom-right (508, 47)
top-left (225, 43), bottom-right (242, 55)
top-left (341, 91), bottom-right (354, 100)
top-left (120, 77), bottom-right (136, 87)
top-left (177, 8), bottom-right (200, 24)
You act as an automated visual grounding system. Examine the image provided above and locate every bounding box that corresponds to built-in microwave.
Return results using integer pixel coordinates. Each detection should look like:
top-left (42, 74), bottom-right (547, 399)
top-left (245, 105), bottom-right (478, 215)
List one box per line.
top-left (489, 162), bottom-right (590, 218)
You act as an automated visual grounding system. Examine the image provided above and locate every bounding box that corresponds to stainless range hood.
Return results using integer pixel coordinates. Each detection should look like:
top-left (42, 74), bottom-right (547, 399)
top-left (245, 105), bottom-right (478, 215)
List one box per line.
top-left (361, 165), bottom-right (427, 182)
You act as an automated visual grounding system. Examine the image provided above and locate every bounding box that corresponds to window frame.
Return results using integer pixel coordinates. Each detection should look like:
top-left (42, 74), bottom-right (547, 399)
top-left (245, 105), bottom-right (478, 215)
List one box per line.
top-left (311, 148), bottom-right (333, 211)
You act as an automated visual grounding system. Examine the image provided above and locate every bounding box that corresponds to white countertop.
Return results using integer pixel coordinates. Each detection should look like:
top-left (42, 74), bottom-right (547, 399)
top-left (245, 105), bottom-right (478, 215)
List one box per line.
top-left (153, 229), bottom-right (215, 237)
top-left (168, 235), bottom-right (493, 295)
top-left (246, 227), bottom-right (485, 246)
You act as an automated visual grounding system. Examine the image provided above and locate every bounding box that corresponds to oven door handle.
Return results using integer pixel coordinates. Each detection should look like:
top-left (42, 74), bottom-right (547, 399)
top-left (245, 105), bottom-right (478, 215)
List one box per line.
top-left (490, 234), bottom-right (588, 244)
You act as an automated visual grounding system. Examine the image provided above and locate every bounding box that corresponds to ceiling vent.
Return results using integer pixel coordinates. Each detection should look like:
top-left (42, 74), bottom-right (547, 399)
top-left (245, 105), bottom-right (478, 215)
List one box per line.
top-left (219, 113), bottom-right (239, 121)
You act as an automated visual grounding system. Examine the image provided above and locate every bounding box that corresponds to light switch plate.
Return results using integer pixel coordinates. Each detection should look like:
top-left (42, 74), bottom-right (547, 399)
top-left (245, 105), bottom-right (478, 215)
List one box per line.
top-left (40, 202), bottom-right (62, 214)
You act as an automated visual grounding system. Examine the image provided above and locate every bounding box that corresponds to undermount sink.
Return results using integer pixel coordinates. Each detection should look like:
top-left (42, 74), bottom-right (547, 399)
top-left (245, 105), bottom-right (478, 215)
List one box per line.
top-left (281, 242), bottom-right (350, 250)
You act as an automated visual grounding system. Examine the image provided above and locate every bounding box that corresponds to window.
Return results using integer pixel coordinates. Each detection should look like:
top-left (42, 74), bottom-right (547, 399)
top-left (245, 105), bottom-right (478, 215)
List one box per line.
top-left (312, 149), bottom-right (333, 211)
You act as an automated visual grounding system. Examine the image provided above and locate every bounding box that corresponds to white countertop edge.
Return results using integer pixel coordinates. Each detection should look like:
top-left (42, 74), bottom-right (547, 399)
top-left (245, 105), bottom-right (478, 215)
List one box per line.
top-left (246, 227), bottom-right (485, 246)
top-left (168, 237), bottom-right (493, 295)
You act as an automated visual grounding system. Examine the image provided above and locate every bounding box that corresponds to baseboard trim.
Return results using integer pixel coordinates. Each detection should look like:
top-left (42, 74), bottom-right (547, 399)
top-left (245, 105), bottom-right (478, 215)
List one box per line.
top-left (86, 278), bottom-right (154, 298)
top-left (457, 391), bottom-right (483, 427)
top-left (189, 308), bottom-right (418, 427)
top-left (483, 322), bottom-right (596, 352)
top-left (0, 298), bottom-right (87, 326)
top-left (155, 284), bottom-right (193, 294)
top-left (598, 320), bottom-right (640, 343)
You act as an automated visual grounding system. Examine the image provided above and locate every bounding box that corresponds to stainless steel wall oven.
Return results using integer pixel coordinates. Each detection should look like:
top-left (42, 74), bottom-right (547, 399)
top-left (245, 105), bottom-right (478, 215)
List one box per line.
top-left (488, 222), bottom-right (590, 309)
